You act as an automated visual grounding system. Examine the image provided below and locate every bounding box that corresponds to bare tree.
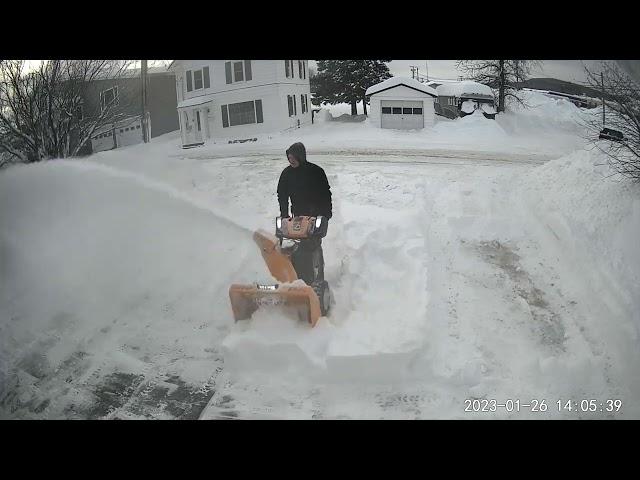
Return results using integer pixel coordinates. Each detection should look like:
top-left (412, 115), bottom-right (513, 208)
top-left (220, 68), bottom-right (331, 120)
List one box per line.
top-left (583, 61), bottom-right (640, 182)
top-left (456, 60), bottom-right (542, 112)
top-left (0, 59), bottom-right (134, 165)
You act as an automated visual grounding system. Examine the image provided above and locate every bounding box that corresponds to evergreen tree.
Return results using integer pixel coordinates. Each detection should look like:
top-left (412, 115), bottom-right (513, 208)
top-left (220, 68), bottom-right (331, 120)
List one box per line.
top-left (311, 60), bottom-right (392, 115)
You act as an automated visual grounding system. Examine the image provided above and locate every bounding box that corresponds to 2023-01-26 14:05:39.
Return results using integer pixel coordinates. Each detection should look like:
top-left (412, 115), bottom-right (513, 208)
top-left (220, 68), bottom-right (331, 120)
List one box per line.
top-left (464, 399), bottom-right (623, 413)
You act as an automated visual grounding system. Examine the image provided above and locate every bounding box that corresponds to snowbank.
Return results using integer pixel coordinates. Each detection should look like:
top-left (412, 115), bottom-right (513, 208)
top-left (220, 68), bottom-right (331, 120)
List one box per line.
top-left (436, 80), bottom-right (493, 98)
top-left (313, 108), bottom-right (333, 123)
top-left (520, 147), bottom-right (640, 326)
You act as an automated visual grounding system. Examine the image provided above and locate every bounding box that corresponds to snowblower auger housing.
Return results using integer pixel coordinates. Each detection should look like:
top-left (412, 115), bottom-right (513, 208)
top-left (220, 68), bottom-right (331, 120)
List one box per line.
top-left (228, 216), bottom-right (331, 328)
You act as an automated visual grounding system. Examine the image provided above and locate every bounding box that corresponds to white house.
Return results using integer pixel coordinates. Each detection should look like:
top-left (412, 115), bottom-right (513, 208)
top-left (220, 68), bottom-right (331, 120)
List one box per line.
top-left (365, 77), bottom-right (437, 130)
top-left (168, 60), bottom-right (311, 147)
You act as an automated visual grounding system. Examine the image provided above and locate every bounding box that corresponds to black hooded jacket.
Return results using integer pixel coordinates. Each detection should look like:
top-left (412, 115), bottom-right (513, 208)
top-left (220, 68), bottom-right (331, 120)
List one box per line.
top-left (277, 143), bottom-right (332, 219)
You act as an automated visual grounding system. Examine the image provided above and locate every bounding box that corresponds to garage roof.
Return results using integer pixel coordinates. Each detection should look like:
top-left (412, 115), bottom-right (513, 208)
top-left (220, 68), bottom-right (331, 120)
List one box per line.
top-left (365, 76), bottom-right (437, 97)
top-left (436, 81), bottom-right (494, 98)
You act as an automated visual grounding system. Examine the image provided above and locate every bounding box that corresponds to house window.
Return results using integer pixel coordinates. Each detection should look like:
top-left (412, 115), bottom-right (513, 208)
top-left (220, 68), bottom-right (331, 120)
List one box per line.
top-left (293, 95), bottom-right (297, 115)
top-left (305, 94), bottom-right (309, 112)
top-left (287, 95), bottom-right (293, 116)
top-left (189, 66), bottom-right (210, 91)
top-left (303, 61), bottom-right (306, 79)
top-left (221, 100), bottom-right (264, 127)
top-left (381, 107), bottom-right (392, 114)
top-left (403, 108), bottom-right (412, 114)
top-left (392, 107), bottom-right (402, 114)
top-left (194, 70), bottom-right (203, 90)
top-left (298, 61), bottom-right (303, 79)
top-left (301, 94), bottom-right (305, 114)
top-left (233, 61), bottom-right (244, 82)
top-left (285, 60), bottom-right (290, 78)
top-left (413, 108), bottom-right (423, 114)
top-left (100, 86), bottom-right (118, 112)
top-left (225, 61), bottom-right (251, 83)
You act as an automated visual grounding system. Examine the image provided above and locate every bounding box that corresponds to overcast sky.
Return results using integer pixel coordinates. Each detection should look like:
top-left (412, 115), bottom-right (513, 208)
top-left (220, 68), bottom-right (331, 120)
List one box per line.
top-left (23, 59), bottom-right (601, 84)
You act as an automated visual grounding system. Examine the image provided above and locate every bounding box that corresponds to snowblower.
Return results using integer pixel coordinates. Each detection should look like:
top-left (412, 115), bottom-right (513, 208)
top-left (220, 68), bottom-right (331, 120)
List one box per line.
top-left (229, 215), bottom-right (331, 327)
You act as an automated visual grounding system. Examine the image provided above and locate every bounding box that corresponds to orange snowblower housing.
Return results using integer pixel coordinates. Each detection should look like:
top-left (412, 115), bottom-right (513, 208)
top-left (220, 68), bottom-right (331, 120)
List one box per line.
top-left (229, 216), bottom-right (330, 327)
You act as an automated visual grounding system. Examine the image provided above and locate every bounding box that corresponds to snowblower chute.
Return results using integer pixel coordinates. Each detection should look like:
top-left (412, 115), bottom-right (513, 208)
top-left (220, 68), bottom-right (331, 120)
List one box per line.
top-left (228, 216), bottom-right (331, 327)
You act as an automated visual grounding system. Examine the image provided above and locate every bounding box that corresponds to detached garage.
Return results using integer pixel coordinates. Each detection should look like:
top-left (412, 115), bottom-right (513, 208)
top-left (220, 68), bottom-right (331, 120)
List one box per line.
top-left (365, 77), bottom-right (437, 130)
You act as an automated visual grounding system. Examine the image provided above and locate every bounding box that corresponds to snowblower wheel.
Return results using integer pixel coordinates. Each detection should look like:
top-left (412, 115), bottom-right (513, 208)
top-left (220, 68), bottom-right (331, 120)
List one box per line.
top-left (314, 280), bottom-right (331, 316)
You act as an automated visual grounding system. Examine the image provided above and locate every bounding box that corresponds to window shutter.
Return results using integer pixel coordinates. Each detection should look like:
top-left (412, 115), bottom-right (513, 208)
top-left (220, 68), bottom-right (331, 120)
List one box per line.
top-left (225, 62), bottom-right (232, 84)
top-left (203, 66), bottom-right (210, 88)
top-left (293, 95), bottom-right (297, 115)
top-left (255, 99), bottom-right (263, 123)
top-left (244, 60), bottom-right (252, 81)
top-left (285, 60), bottom-right (290, 78)
top-left (186, 70), bottom-right (193, 92)
top-left (298, 60), bottom-right (302, 78)
top-left (222, 105), bottom-right (229, 128)
top-left (291, 60), bottom-right (295, 78)
top-left (287, 95), bottom-right (293, 116)
top-left (301, 94), bottom-right (305, 114)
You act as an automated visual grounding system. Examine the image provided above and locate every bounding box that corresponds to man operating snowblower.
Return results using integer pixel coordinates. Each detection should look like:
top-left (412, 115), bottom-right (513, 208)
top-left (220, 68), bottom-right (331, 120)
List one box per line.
top-left (277, 142), bottom-right (332, 284)
top-left (228, 142), bottom-right (333, 327)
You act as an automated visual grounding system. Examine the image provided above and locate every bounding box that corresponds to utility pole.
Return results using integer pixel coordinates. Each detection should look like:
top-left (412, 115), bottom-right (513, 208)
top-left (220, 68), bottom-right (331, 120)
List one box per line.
top-left (601, 71), bottom-right (605, 127)
top-left (141, 60), bottom-right (149, 143)
top-left (425, 60), bottom-right (429, 81)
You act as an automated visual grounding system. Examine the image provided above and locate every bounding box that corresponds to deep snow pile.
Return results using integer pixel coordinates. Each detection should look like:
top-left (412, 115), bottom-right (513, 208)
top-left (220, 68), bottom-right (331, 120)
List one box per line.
top-left (519, 147), bottom-right (640, 327)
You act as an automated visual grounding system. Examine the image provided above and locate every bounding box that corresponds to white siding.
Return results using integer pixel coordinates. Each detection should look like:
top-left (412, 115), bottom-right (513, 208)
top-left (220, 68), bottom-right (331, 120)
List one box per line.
top-left (369, 84), bottom-right (436, 128)
top-left (172, 60), bottom-right (311, 144)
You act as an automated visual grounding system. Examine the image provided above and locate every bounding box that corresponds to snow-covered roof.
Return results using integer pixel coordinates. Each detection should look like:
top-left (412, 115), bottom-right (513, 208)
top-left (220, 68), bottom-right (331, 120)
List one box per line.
top-left (436, 81), bottom-right (493, 98)
top-left (178, 94), bottom-right (215, 109)
top-left (365, 76), bottom-right (437, 97)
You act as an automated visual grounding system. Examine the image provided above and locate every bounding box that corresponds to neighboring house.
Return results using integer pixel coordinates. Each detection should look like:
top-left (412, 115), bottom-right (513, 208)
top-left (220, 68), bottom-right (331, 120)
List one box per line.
top-left (434, 81), bottom-right (497, 120)
top-left (168, 60), bottom-right (311, 147)
top-left (365, 77), bottom-right (437, 130)
top-left (81, 66), bottom-right (179, 154)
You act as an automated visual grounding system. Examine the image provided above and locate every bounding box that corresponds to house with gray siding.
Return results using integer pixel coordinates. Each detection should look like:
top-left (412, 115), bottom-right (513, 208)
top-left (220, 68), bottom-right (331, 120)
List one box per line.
top-left (81, 66), bottom-right (179, 153)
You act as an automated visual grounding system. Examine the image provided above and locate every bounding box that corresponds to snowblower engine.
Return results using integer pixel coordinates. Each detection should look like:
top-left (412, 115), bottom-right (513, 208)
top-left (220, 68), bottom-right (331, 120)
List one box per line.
top-left (275, 215), bottom-right (328, 241)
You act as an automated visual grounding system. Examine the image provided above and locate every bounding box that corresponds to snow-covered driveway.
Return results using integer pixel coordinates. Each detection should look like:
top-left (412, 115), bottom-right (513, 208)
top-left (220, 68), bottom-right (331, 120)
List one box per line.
top-left (2, 98), bottom-right (638, 419)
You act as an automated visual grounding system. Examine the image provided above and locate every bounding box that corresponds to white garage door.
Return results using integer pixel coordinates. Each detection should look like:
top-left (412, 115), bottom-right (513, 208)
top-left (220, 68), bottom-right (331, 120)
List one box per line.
top-left (380, 100), bottom-right (424, 130)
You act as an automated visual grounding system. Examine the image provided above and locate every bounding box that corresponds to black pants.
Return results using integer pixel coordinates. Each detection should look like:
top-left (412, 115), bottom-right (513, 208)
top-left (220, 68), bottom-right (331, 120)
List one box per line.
top-left (292, 237), bottom-right (324, 285)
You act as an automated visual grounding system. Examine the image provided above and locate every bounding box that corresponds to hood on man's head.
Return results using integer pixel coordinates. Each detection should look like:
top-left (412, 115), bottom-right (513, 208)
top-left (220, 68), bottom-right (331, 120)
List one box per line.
top-left (286, 142), bottom-right (306, 163)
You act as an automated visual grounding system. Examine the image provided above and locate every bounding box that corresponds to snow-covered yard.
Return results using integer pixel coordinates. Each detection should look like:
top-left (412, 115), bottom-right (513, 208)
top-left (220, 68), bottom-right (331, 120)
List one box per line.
top-left (1, 92), bottom-right (638, 419)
